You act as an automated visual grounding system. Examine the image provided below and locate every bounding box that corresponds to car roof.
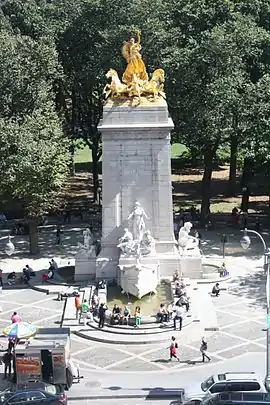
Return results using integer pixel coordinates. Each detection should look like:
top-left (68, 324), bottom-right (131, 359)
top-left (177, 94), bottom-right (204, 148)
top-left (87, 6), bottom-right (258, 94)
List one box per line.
top-left (217, 372), bottom-right (259, 382)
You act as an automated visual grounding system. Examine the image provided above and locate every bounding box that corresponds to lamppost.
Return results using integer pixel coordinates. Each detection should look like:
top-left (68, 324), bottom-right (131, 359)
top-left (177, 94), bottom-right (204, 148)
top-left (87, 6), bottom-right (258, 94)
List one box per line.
top-left (240, 228), bottom-right (270, 392)
top-left (0, 235), bottom-right (15, 256)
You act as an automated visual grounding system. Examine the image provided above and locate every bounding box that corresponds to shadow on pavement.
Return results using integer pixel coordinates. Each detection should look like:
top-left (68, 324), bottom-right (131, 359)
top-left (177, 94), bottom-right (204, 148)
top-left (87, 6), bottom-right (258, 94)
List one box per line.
top-left (229, 271), bottom-right (266, 309)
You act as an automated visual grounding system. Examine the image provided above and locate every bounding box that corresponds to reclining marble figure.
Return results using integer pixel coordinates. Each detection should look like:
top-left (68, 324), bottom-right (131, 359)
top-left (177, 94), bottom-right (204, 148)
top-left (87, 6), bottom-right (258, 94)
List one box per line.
top-left (178, 221), bottom-right (199, 254)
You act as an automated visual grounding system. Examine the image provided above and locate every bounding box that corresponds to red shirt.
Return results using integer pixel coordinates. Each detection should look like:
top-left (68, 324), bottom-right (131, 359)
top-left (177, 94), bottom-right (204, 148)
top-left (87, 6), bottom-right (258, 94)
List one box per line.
top-left (75, 297), bottom-right (81, 309)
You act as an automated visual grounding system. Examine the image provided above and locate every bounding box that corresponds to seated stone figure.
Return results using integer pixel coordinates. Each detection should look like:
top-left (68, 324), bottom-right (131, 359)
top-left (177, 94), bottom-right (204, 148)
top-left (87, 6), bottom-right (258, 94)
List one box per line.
top-left (117, 228), bottom-right (135, 255)
top-left (178, 222), bottom-right (199, 254)
top-left (140, 230), bottom-right (155, 255)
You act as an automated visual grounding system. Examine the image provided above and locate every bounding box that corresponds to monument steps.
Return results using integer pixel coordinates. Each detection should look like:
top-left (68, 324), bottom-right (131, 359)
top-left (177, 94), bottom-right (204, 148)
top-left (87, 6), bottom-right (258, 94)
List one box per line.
top-left (93, 316), bottom-right (157, 327)
top-left (89, 322), bottom-right (173, 336)
top-left (93, 319), bottom-right (167, 330)
top-left (75, 316), bottom-right (195, 344)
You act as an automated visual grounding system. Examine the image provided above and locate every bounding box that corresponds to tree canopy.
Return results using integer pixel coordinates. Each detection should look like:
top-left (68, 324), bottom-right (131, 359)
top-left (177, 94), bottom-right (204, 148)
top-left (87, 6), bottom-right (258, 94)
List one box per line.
top-left (1, 0), bottom-right (270, 236)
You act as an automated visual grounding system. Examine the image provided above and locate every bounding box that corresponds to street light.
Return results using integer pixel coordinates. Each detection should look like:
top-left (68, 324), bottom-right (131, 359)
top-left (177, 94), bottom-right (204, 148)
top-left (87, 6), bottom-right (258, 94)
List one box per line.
top-left (240, 228), bottom-right (270, 392)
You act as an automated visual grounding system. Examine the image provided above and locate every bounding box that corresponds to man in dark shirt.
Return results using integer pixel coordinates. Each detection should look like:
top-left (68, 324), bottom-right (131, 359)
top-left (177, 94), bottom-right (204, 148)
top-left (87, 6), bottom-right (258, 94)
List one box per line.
top-left (98, 303), bottom-right (107, 328)
top-left (3, 349), bottom-right (13, 379)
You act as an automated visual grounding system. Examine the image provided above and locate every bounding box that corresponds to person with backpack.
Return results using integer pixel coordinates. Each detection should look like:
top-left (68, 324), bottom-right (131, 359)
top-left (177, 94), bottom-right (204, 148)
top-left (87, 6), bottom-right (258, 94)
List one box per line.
top-left (200, 337), bottom-right (211, 362)
top-left (169, 336), bottom-right (179, 362)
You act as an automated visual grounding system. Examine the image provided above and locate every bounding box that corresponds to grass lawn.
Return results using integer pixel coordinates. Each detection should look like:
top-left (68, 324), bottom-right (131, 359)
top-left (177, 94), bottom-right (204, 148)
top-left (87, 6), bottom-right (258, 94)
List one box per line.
top-left (74, 143), bottom-right (187, 164)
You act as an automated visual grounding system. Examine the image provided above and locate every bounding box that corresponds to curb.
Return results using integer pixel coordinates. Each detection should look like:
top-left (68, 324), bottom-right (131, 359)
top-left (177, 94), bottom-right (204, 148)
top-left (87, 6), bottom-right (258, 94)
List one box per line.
top-left (28, 283), bottom-right (51, 295)
top-left (197, 276), bottom-right (231, 284)
top-left (68, 390), bottom-right (184, 401)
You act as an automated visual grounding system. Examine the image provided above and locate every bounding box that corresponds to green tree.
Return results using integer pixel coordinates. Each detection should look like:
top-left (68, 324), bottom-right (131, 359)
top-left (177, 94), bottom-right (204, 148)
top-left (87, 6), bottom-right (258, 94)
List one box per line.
top-left (163, 0), bottom-right (270, 222)
top-left (0, 28), bottom-right (70, 253)
top-left (56, 0), bottom-right (167, 200)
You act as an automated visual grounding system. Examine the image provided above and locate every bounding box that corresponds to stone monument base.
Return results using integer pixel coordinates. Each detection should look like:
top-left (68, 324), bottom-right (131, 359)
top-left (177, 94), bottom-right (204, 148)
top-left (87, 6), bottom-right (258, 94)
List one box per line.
top-left (118, 254), bottom-right (160, 299)
top-left (179, 256), bottom-right (203, 279)
top-left (75, 253), bottom-right (96, 282)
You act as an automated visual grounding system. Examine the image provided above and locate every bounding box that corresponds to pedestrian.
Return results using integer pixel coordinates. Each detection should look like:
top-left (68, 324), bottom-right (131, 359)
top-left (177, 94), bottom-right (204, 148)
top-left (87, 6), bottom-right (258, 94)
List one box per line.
top-left (200, 337), bottom-right (211, 363)
top-left (169, 336), bottom-right (179, 362)
top-left (2, 349), bottom-right (13, 379)
top-left (212, 283), bottom-right (220, 297)
top-left (134, 306), bottom-right (141, 328)
top-left (80, 299), bottom-right (90, 326)
top-left (74, 294), bottom-right (81, 319)
top-left (173, 305), bottom-right (185, 331)
top-left (56, 225), bottom-right (62, 245)
top-left (0, 269), bottom-right (3, 287)
top-left (98, 303), bottom-right (107, 328)
top-left (11, 312), bottom-right (22, 323)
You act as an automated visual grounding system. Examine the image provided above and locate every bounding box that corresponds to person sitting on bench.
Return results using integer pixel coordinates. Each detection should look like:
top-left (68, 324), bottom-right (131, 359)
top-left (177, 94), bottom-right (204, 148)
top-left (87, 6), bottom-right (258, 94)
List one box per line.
top-left (111, 304), bottom-right (121, 325)
top-left (156, 303), bottom-right (168, 323)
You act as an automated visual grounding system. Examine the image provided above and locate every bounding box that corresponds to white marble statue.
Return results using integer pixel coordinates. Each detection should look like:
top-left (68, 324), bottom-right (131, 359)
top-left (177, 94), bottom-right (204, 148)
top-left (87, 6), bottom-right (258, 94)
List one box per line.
top-left (81, 228), bottom-right (96, 258)
top-left (128, 201), bottom-right (149, 242)
top-left (83, 228), bottom-right (93, 249)
top-left (178, 221), bottom-right (199, 253)
top-left (141, 230), bottom-right (155, 256)
top-left (117, 228), bottom-right (136, 255)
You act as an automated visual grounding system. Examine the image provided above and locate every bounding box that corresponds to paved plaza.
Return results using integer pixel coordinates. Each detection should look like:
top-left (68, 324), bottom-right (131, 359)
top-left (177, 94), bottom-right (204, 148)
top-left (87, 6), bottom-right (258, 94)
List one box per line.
top-left (0, 266), bottom-right (267, 397)
top-left (0, 223), bottom-right (269, 399)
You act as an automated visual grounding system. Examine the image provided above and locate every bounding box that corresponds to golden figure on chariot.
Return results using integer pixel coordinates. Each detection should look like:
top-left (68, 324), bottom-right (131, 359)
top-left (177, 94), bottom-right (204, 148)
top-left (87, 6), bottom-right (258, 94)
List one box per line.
top-left (104, 30), bottom-right (165, 101)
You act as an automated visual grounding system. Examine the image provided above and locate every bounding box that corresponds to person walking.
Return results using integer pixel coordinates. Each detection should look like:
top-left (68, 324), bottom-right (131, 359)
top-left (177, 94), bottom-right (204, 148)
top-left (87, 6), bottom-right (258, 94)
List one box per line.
top-left (2, 349), bottom-right (13, 379)
top-left (0, 269), bottom-right (3, 288)
top-left (169, 336), bottom-right (179, 362)
top-left (200, 337), bottom-right (211, 362)
top-left (98, 303), bottom-right (107, 328)
top-left (173, 305), bottom-right (185, 331)
top-left (56, 225), bottom-right (62, 245)
top-left (74, 294), bottom-right (81, 319)
top-left (80, 299), bottom-right (90, 326)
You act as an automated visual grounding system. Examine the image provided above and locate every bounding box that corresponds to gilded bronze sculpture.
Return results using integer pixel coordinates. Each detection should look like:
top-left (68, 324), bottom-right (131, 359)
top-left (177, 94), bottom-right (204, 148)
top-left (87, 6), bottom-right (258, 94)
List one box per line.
top-left (103, 30), bottom-right (165, 101)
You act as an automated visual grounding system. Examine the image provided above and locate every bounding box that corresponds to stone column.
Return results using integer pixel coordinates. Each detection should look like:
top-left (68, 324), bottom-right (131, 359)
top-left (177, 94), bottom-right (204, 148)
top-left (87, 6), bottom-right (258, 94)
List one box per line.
top-left (96, 98), bottom-right (181, 279)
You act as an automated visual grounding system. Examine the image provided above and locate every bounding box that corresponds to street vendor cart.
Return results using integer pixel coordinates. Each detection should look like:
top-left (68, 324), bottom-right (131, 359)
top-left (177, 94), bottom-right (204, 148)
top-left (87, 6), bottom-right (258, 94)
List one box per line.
top-left (14, 327), bottom-right (78, 389)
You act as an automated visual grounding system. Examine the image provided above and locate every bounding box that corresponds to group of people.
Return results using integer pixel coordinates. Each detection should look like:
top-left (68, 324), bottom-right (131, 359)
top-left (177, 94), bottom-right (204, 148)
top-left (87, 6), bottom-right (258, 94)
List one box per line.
top-left (0, 264), bottom-right (35, 287)
top-left (169, 335), bottom-right (211, 363)
top-left (154, 271), bottom-right (190, 331)
top-left (109, 304), bottom-right (142, 328)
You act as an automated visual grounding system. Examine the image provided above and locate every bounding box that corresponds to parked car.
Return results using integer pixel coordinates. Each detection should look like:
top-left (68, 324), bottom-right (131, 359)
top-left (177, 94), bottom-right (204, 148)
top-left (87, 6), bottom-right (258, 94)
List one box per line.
top-left (0, 382), bottom-right (67, 405)
top-left (185, 372), bottom-right (266, 404)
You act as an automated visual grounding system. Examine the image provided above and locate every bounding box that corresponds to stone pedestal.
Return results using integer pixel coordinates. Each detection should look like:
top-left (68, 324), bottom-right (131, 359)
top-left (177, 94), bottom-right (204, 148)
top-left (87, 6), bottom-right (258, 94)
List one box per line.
top-left (97, 97), bottom-right (181, 279)
top-left (118, 254), bottom-right (160, 299)
top-left (75, 251), bottom-right (96, 282)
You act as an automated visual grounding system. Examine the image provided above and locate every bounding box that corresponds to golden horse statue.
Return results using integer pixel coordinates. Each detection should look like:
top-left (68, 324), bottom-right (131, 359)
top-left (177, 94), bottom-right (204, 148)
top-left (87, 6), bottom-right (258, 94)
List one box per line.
top-left (103, 69), bottom-right (128, 99)
top-left (143, 69), bottom-right (165, 99)
top-left (104, 31), bottom-right (166, 101)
